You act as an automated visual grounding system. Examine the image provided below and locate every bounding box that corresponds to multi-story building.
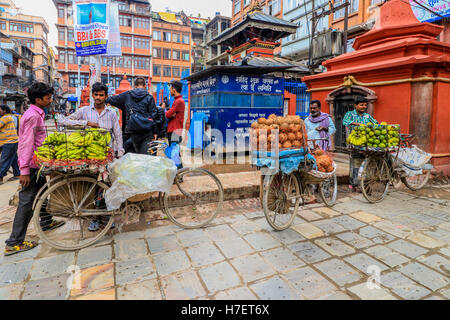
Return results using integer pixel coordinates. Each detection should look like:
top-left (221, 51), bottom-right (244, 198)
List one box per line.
top-left (204, 13), bottom-right (230, 67)
top-left (0, 0), bottom-right (50, 84)
top-left (281, 0), bottom-right (330, 63)
top-left (53, 0), bottom-right (152, 97)
top-left (328, 0), bottom-right (382, 52)
top-left (231, 0), bottom-right (283, 26)
top-left (189, 16), bottom-right (209, 74)
top-left (151, 11), bottom-right (191, 90)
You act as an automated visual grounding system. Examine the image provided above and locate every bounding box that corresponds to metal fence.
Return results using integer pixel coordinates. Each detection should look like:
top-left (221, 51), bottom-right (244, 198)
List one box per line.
top-left (285, 81), bottom-right (310, 119)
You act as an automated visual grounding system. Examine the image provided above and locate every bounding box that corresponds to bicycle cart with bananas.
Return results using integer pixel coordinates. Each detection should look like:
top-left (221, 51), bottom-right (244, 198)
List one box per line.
top-left (31, 126), bottom-right (224, 251)
top-left (346, 123), bottom-right (433, 203)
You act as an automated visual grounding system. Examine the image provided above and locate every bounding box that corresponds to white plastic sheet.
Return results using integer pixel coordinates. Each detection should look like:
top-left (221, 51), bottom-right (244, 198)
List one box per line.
top-left (105, 153), bottom-right (177, 210)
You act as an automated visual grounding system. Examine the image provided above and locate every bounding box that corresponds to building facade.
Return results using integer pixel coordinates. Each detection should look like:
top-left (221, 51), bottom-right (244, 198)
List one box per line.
top-left (0, 0), bottom-right (50, 84)
top-left (231, 0), bottom-right (283, 26)
top-left (189, 16), bottom-right (209, 74)
top-left (281, 0), bottom-right (330, 63)
top-left (151, 11), bottom-right (191, 90)
top-left (205, 14), bottom-right (230, 67)
top-left (53, 0), bottom-right (152, 97)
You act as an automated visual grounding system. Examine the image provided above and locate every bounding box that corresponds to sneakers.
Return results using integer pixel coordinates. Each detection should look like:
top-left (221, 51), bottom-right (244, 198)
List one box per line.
top-left (4, 241), bottom-right (38, 256)
top-left (88, 219), bottom-right (115, 232)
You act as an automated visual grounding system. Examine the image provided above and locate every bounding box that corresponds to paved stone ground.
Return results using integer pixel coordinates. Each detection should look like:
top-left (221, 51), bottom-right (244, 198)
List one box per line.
top-left (0, 184), bottom-right (448, 300)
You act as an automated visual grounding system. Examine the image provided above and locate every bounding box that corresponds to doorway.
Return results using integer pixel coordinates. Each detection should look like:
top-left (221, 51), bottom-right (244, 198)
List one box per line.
top-left (334, 94), bottom-right (364, 149)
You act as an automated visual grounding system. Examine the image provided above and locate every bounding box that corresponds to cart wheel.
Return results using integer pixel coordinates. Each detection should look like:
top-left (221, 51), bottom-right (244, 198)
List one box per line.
top-left (263, 172), bottom-right (300, 231)
top-left (360, 157), bottom-right (390, 203)
top-left (162, 168), bottom-right (224, 229)
top-left (401, 160), bottom-right (432, 191)
top-left (319, 173), bottom-right (337, 207)
top-left (33, 176), bottom-right (114, 251)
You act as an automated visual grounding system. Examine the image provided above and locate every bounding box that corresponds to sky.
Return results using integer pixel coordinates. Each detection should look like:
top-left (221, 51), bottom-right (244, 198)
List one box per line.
top-left (11, 0), bottom-right (232, 50)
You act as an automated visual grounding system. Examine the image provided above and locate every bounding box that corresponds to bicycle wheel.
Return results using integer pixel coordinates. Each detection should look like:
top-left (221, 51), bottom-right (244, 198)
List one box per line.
top-left (319, 173), bottom-right (337, 207)
top-left (162, 168), bottom-right (224, 229)
top-left (33, 176), bottom-right (114, 251)
top-left (360, 157), bottom-right (391, 203)
top-left (401, 160), bottom-right (432, 191)
top-left (263, 172), bottom-right (300, 231)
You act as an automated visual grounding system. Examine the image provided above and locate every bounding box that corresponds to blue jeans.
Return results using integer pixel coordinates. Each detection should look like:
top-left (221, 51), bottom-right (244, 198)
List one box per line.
top-left (0, 143), bottom-right (20, 179)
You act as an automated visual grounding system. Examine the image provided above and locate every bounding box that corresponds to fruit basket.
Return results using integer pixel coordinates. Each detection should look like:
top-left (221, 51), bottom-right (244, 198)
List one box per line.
top-left (346, 123), bottom-right (400, 152)
top-left (32, 126), bottom-right (114, 174)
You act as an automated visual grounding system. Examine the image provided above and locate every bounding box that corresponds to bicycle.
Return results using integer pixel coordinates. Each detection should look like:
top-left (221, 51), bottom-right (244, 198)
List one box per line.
top-left (32, 136), bottom-right (224, 251)
top-left (358, 134), bottom-right (432, 203)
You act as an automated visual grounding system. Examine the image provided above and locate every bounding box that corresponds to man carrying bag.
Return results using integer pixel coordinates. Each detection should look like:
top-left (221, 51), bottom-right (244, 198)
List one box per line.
top-left (106, 77), bottom-right (161, 154)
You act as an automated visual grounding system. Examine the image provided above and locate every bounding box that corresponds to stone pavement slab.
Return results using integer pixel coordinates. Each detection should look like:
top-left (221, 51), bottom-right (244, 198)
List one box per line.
top-left (336, 232), bottom-right (374, 249)
top-left (115, 257), bottom-right (156, 286)
top-left (114, 239), bottom-right (148, 261)
top-left (315, 238), bottom-right (356, 257)
top-left (160, 270), bottom-right (206, 300)
top-left (113, 230), bottom-right (145, 241)
top-left (30, 252), bottom-right (75, 281)
top-left (318, 291), bottom-right (352, 300)
top-left (381, 271), bottom-right (431, 300)
top-left (349, 211), bottom-right (382, 224)
top-left (288, 241), bottom-right (331, 264)
top-left (214, 237), bottom-right (254, 259)
top-left (230, 220), bottom-right (262, 235)
top-left (230, 254), bottom-right (276, 283)
top-left (76, 245), bottom-right (112, 269)
top-left (117, 279), bottom-right (162, 300)
top-left (250, 275), bottom-right (300, 300)
top-left (153, 250), bottom-right (190, 276)
top-left (70, 263), bottom-right (114, 298)
top-left (243, 232), bottom-right (280, 251)
top-left (372, 220), bottom-right (412, 239)
top-left (331, 215), bottom-right (366, 230)
top-left (387, 240), bottom-right (428, 259)
top-left (312, 207), bottom-right (341, 218)
top-left (417, 254), bottom-right (450, 275)
top-left (314, 258), bottom-right (364, 287)
top-left (348, 283), bottom-right (397, 300)
top-left (0, 260), bottom-right (33, 285)
top-left (72, 288), bottom-right (115, 300)
top-left (204, 224), bottom-right (240, 240)
top-left (297, 210), bottom-right (323, 221)
top-left (358, 226), bottom-right (396, 244)
top-left (176, 229), bottom-right (212, 247)
top-left (260, 247), bottom-right (306, 273)
top-left (0, 284), bottom-right (22, 300)
top-left (214, 287), bottom-right (258, 300)
top-left (344, 253), bottom-right (389, 274)
top-left (364, 245), bottom-right (410, 268)
top-left (22, 274), bottom-right (70, 300)
top-left (407, 233), bottom-right (447, 249)
top-left (198, 262), bottom-right (241, 293)
top-left (268, 228), bottom-right (305, 244)
top-left (186, 243), bottom-right (225, 267)
top-left (399, 262), bottom-right (449, 291)
top-left (144, 225), bottom-right (179, 238)
top-left (146, 234), bottom-right (180, 254)
top-left (283, 266), bottom-right (337, 300)
top-left (312, 220), bottom-right (346, 235)
top-left (292, 223), bottom-right (324, 239)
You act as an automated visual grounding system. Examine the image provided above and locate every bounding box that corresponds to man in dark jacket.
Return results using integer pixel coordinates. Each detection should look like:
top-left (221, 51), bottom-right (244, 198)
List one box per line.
top-left (154, 98), bottom-right (168, 140)
top-left (106, 77), bottom-right (161, 154)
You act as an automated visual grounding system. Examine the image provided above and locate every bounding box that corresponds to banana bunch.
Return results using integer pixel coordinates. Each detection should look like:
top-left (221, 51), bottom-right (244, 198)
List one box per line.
top-left (86, 143), bottom-right (109, 160)
top-left (34, 145), bottom-right (55, 161)
top-left (68, 131), bottom-right (95, 147)
top-left (347, 129), bottom-right (367, 146)
top-left (43, 132), bottom-right (67, 145)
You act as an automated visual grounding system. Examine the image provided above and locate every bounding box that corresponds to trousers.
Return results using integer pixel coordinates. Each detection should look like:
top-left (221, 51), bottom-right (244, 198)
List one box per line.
top-left (0, 143), bottom-right (20, 178)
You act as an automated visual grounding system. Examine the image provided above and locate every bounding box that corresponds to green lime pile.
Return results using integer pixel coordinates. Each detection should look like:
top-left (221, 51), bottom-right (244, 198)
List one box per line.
top-left (348, 122), bottom-right (400, 149)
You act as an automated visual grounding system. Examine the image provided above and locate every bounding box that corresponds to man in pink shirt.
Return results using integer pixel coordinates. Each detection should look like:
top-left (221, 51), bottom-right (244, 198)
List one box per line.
top-left (4, 82), bottom-right (64, 256)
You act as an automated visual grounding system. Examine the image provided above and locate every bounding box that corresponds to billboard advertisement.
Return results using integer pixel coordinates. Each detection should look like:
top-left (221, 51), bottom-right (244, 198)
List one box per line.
top-left (73, 0), bottom-right (110, 56)
top-left (410, 0), bottom-right (450, 23)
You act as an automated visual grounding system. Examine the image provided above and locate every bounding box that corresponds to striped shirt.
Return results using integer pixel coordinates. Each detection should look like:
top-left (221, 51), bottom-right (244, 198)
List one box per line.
top-left (58, 105), bottom-right (124, 155)
top-left (343, 110), bottom-right (378, 127)
top-left (0, 114), bottom-right (19, 144)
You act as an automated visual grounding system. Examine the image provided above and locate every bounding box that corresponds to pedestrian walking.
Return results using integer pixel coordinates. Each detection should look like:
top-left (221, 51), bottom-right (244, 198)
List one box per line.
top-left (166, 80), bottom-right (185, 169)
top-left (305, 100), bottom-right (336, 151)
top-left (343, 96), bottom-right (379, 192)
top-left (0, 105), bottom-right (20, 184)
top-left (106, 77), bottom-right (162, 154)
top-left (4, 82), bottom-right (65, 256)
top-left (154, 97), bottom-right (168, 140)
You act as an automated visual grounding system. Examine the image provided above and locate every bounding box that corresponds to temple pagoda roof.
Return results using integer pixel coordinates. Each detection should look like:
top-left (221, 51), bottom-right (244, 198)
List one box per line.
top-left (209, 11), bottom-right (297, 47)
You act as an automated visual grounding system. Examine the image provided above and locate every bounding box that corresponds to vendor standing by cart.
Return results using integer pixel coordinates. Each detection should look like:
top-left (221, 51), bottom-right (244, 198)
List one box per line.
top-left (57, 82), bottom-right (124, 232)
top-left (343, 96), bottom-right (378, 192)
top-left (4, 82), bottom-right (65, 256)
top-left (305, 100), bottom-right (336, 151)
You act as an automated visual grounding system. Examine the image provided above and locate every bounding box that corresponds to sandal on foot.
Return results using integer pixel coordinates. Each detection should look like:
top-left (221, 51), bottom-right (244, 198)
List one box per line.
top-left (4, 241), bottom-right (38, 256)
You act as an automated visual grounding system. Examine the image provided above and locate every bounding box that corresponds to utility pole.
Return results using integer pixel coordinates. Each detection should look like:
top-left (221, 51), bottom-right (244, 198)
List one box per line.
top-left (309, 0), bottom-right (316, 74)
top-left (343, 0), bottom-right (349, 54)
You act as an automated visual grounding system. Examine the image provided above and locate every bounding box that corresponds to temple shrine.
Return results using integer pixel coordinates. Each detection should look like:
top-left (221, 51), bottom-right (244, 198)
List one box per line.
top-left (302, 0), bottom-right (450, 173)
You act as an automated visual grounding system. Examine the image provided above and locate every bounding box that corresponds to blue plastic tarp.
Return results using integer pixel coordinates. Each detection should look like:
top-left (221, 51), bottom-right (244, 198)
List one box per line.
top-left (188, 112), bottom-right (209, 149)
top-left (252, 148), bottom-right (317, 174)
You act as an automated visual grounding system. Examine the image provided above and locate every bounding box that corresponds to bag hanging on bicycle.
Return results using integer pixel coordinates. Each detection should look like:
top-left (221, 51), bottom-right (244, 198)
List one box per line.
top-left (126, 107), bottom-right (154, 133)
